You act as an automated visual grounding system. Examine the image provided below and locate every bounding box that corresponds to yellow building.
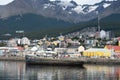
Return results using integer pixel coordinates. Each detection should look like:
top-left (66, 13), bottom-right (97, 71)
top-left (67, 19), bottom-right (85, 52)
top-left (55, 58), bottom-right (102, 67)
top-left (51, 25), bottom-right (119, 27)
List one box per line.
top-left (83, 48), bottom-right (111, 58)
top-left (118, 37), bottom-right (120, 46)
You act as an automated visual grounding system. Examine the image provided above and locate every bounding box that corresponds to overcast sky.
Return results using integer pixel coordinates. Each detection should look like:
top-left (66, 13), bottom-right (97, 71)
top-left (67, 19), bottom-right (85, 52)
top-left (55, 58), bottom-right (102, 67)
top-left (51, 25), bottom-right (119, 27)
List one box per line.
top-left (0, 0), bottom-right (102, 5)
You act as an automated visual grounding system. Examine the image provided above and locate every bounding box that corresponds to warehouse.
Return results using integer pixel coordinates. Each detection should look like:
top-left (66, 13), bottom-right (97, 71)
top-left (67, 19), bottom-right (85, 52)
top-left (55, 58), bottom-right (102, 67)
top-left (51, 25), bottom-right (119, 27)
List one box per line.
top-left (83, 48), bottom-right (112, 58)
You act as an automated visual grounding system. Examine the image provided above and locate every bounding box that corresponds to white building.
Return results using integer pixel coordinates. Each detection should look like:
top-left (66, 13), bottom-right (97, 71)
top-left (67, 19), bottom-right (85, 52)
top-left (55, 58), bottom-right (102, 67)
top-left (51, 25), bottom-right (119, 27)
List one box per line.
top-left (7, 39), bottom-right (17, 47)
top-left (21, 37), bottom-right (30, 45)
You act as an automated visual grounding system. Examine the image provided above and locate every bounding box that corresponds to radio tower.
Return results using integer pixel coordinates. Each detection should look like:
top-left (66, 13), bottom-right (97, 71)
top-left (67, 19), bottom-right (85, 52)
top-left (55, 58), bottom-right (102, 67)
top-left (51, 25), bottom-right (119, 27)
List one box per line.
top-left (97, 11), bottom-right (100, 32)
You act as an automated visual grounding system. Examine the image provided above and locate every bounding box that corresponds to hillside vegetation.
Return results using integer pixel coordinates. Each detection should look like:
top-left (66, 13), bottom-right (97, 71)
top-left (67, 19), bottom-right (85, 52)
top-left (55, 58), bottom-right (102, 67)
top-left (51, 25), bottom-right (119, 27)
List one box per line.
top-left (68, 14), bottom-right (120, 37)
top-left (0, 14), bottom-right (120, 39)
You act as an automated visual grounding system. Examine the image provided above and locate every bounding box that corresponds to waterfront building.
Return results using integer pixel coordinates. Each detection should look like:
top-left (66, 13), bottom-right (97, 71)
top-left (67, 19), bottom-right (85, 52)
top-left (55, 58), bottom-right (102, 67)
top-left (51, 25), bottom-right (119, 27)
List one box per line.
top-left (83, 48), bottom-right (112, 58)
top-left (78, 45), bottom-right (85, 53)
top-left (21, 37), bottom-right (30, 46)
top-left (100, 30), bottom-right (106, 39)
top-left (7, 38), bottom-right (17, 47)
top-left (105, 45), bottom-right (120, 58)
top-left (0, 46), bottom-right (23, 56)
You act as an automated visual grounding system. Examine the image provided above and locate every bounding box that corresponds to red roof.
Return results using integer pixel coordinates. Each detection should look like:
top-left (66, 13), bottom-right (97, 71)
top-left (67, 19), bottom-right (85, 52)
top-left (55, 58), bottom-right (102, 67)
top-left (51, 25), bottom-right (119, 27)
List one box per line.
top-left (15, 46), bottom-right (24, 51)
top-left (105, 45), bottom-right (120, 52)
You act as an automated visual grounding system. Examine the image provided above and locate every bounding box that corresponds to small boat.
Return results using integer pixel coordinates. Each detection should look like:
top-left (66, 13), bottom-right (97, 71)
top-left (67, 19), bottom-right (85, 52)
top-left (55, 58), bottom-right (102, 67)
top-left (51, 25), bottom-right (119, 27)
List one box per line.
top-left (25, 54), bottom-right (84, 66)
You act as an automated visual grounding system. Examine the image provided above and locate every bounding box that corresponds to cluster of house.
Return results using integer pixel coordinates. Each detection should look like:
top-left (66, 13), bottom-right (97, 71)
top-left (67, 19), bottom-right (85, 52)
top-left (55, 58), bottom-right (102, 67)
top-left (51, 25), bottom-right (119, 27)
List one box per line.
top-left (0, 28), bottom-right (120, 58)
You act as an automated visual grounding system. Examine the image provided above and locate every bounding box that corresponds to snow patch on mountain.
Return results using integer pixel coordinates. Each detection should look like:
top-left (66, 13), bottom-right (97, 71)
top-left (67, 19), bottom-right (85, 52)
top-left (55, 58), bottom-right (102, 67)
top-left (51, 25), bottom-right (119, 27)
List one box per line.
top-left (44, 3), bottom-right (54, 9)
top-left (88, 6), bottom-right (98, 13)
top-left (72, 6), bottom-right (83, 14)
top-left (45, 0), bottom-right (114, 15)
top-left (72, 5), bottom-right (98, 14)
top-left (0, 0), bottom-right (14, 5)
top-left (103, 3), bottom-right (111, 8)
top-left (57, 1), bottom-right (74, 9)
top-left (49, 0), bottom-right (56, 1)
top-left (107, 0), bottom-right (117, 1)
top-left (50, 0), bottom-right (103, 5)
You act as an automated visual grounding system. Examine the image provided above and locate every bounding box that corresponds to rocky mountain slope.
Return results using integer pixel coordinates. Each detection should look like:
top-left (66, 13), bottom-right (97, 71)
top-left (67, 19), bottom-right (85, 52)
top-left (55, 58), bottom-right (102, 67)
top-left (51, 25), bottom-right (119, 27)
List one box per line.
top-left (0, 0), bottom-right (120, 38)
top-left (0, 0), bottom-right (119, 23)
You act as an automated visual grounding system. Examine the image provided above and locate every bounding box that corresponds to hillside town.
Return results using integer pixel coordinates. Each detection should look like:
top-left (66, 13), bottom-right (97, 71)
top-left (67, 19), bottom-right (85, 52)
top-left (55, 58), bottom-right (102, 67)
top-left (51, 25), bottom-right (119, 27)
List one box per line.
top-left (0, 27), bottom-right (120, 59)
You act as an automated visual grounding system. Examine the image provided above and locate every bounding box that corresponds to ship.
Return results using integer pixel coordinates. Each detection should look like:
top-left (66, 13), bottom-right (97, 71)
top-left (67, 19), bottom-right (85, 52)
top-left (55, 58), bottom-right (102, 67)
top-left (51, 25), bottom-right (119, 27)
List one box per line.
top-left (25, 54), bottom-right (84, 66)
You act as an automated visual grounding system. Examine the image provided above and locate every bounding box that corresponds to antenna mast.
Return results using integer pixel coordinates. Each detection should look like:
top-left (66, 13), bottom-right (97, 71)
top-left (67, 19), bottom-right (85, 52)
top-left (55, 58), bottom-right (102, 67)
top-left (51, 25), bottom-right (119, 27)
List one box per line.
top-left (97, 11), bottom-right (100, 32)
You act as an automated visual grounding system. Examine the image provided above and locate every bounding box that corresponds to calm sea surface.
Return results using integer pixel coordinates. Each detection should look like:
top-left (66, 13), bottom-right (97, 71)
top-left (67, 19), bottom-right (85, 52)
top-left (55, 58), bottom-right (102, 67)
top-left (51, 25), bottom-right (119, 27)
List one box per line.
top-left (0, 61), bottom-right (120, 80)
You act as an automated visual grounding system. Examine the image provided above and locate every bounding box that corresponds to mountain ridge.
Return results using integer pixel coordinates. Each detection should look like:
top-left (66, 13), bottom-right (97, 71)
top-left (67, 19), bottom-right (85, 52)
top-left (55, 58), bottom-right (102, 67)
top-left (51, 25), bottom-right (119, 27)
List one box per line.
top-left (0, 0), bottom-right (120, 38)
top-left (0, 13), bottom-right (73, 38)
top-left (0, 0), bottom-right (119, 23)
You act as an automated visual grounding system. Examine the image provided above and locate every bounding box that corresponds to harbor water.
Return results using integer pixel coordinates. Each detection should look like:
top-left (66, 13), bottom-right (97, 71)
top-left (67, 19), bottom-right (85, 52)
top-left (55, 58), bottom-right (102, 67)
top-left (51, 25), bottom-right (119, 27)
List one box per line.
top-left (0, 61), bottom-right (120, 80)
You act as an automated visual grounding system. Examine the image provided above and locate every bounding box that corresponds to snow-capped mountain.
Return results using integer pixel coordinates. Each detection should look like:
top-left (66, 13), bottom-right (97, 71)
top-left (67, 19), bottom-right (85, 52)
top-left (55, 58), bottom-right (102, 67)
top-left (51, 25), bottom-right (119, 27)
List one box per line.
top-left (0, 0), bottom-right (119, 23)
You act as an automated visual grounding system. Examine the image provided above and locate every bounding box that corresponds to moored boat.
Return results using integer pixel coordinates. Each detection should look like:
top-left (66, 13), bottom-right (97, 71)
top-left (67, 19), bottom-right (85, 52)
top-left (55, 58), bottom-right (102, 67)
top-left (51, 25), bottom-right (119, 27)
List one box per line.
top-left (25, 54), bottom-right (84, 66)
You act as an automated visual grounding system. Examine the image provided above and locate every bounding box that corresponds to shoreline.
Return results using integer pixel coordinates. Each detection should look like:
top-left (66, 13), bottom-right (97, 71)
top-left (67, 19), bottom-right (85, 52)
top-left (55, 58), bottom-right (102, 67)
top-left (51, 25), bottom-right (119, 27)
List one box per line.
top-left (0, 56), bottom-right (25, 61)
top-left (83, 58), bottom-right (120, 65)
top-left (0, 56), bottom-right (120, 65)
